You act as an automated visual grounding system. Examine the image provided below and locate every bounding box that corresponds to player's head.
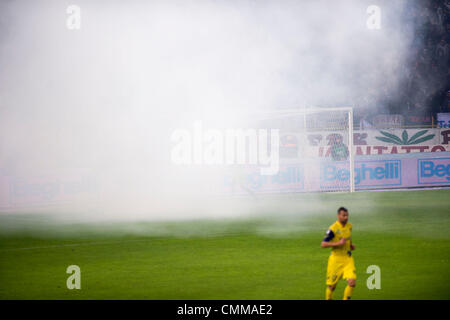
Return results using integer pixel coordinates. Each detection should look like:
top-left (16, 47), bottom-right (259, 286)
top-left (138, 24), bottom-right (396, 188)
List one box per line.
top-left (337, 207), bottom-right (349, 224)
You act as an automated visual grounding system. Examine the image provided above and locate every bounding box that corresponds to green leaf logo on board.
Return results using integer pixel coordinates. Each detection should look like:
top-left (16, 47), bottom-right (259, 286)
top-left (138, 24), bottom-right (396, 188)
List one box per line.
top-left (375, 130), bottom-right (435, 145)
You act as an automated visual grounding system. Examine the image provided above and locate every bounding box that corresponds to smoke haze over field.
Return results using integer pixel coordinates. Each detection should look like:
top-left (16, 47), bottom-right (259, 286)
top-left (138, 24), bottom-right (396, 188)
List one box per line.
top-left (0, 0), bottom-right (419, 220)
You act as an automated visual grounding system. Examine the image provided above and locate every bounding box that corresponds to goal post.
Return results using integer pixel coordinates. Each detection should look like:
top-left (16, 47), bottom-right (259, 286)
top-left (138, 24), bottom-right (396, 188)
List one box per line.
top-left (348, 107), bottom-right (355, 193)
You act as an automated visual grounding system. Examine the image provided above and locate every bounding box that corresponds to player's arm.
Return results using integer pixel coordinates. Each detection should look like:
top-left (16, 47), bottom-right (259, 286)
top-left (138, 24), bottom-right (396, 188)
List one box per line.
top-left (321, 238), bottom-right (346, 248)
top-left (348, 226), bottom-right (355, 250)
top-left (321, 229), bottom-right (345, 248)
top-left (350, 239), bottom-right (355, 250)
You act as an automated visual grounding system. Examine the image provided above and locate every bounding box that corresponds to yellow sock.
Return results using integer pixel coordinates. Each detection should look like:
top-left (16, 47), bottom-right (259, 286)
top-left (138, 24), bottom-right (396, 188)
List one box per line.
top-left (326, 287), bottom-right (333, 300)
top-left (343, 285), bottom-right (354, 300)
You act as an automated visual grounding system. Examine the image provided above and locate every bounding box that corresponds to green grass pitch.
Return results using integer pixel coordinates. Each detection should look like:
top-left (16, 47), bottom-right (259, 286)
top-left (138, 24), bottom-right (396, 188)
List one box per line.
top-left (0, 189), bottom-right (449, 299)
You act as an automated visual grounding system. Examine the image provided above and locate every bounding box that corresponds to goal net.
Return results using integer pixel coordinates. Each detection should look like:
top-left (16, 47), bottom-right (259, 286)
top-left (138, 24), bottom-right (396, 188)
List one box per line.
top-left (225, 107), bottom-right (355, 195)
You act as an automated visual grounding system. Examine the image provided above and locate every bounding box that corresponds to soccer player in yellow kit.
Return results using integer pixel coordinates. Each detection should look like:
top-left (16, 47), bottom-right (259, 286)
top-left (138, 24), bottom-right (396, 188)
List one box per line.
top-left (321, 207), bottom-right (356, 300)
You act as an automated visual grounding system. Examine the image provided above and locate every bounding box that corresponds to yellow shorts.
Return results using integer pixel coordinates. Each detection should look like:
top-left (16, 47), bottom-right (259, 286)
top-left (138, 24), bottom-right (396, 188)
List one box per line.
top-left (326, 254), bottom-right (356, 286)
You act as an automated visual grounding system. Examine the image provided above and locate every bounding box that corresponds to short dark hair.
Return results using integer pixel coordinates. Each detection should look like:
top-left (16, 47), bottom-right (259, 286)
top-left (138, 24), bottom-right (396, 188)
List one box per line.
top-left (337, 207), bottom-right (348, 214)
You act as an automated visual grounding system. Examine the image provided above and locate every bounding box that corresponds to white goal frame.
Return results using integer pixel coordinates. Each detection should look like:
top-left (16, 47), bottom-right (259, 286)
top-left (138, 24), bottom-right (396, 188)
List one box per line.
top-left (256, 107), bottom-right (355, 193)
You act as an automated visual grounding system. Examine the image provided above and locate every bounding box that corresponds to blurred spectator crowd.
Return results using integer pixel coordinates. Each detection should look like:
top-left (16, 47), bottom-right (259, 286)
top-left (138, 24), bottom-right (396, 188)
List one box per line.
top-left (403, 0), bottom-right (449, 114)
top-left (357, 0), bottom-right (450, 127)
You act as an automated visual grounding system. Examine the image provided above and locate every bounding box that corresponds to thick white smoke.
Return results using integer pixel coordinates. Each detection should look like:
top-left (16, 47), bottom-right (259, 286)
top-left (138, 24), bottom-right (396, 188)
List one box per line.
top-left (0, 0), bottom-right (414, 221)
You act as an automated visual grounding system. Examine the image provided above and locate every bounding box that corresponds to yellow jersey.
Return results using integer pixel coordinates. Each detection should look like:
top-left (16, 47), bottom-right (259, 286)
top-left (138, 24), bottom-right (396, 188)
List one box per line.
top-left (323, 221), bottom-right (352, 257)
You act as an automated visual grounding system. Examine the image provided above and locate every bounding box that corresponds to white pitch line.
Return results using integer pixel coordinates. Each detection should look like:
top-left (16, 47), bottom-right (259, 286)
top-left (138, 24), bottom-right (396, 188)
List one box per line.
top-left (0, 239), bottom-right (157, 252)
